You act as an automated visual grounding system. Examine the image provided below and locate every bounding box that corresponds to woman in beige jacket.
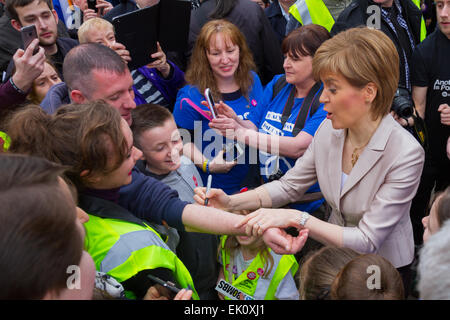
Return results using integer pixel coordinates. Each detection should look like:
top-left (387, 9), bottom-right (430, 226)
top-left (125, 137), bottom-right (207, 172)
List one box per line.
top-left (194, 27), bottom-right (425, 294)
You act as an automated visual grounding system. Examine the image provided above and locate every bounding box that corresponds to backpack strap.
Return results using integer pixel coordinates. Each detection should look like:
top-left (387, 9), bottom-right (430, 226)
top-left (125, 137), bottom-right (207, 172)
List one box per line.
top-left (276, 80), bottom-right (323, 137)
top-left (280, 87), bottom-right (297, 133)
top-left (291, 82), bottom-right (323, 136)
top-left (271, 75), bottom-right (287, 100)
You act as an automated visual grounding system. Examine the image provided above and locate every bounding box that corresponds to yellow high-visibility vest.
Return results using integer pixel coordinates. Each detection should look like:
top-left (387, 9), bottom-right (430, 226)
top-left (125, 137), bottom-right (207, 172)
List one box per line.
top-left (289, 0), bottom-right (335, 32)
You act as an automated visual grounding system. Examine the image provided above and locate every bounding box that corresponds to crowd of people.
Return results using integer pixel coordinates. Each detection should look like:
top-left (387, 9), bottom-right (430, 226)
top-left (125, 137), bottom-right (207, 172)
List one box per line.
top-left (0, 0), bottom-right (449, 301)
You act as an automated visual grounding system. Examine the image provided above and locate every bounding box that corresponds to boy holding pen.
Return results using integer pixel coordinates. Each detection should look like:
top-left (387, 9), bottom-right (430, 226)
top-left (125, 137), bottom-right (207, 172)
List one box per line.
top-left (205, 175), bottom-right (213, 206)
top-left (130, 103), bottom-right (220, 300)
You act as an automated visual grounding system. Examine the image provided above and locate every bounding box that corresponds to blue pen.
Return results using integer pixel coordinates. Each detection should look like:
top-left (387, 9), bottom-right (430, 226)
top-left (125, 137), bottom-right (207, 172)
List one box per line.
top-left (204, 175), bottom-right (212, 206)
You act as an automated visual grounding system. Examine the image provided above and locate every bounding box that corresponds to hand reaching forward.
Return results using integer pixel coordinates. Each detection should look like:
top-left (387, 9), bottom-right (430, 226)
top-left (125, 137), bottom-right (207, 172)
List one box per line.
top-left (263, 228), bottom-right (309, 255)
top-left (193, 186), bottom-right (231, 210)
top-left (235, 207), bottom-right (301, 236)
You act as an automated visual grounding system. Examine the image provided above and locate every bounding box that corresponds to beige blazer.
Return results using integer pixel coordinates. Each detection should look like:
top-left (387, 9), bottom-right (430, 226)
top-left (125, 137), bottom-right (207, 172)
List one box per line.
top-left (264, 115), bottom-right (425, 268)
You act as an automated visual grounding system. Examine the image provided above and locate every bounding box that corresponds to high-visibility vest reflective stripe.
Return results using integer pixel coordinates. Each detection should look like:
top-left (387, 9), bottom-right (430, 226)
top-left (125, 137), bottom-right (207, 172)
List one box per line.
top-left (220, 236), bottom-right (298, 300)
top-left (289, 0), bottom-right (335, 32)
top-left (85, 214), bottom-right (199, 300)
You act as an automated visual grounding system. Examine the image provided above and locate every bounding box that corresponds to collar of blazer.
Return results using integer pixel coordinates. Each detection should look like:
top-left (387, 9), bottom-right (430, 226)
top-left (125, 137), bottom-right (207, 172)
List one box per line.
top-left (328, 114), bottom-right (395, 203)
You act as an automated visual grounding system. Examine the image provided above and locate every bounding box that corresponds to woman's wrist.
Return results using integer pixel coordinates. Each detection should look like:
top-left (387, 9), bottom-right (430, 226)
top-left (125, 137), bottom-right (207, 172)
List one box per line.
top-left (223, 196), bottom-right (233, 212)
top-left (234, 126), bottom-right (248, 142)
top-left (10, 74), bottom-right (31, 94)
top-left (158, 62), bottom-right (171, 79)
top-left (285, 209), bottom-right (301, 229)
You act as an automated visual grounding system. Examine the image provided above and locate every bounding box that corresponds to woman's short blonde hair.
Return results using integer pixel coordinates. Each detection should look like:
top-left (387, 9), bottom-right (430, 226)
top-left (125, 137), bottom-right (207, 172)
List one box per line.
top-left (313, 27), bottom-right (399, 120)
top-left (77, 18), bottom-right (114, 44)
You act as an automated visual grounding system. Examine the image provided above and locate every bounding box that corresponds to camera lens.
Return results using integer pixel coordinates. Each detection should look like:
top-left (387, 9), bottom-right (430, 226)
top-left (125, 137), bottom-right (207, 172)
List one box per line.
top-left (392, 88), bottom-right (414, 119)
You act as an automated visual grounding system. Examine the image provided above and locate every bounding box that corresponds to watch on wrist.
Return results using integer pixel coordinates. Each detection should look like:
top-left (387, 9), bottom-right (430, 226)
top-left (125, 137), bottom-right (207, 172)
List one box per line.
top-left (298, 212), bottom-right (310, 227)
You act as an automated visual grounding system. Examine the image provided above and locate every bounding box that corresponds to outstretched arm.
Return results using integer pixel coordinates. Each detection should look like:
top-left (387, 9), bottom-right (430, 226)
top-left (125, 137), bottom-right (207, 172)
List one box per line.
top-left (193, 184), bottom-right (273, 212)
top-left (236, 208), bottom-right (343, 248)
top-left (182, 203), bottom-right (306, 253)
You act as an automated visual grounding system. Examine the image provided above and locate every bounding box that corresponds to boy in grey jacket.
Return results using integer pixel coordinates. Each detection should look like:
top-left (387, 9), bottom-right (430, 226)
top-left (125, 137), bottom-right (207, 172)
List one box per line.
top-left (131, 103), bottom-right (220, 300)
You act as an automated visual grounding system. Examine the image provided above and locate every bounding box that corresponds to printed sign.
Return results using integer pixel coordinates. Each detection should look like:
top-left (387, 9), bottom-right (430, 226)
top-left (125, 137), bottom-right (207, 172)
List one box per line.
top-left (215, 279), bottom-right (254, 300)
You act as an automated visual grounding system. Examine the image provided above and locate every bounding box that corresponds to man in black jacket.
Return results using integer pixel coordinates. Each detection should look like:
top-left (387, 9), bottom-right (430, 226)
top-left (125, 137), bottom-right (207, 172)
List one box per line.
top-left (331, 0), bottom-right (423, 92)
top-left (265, 0), bottom-right (296, 45)
top-left (4, 0), bottom-right (78, 80)
top-left (409, 0), bottom-right (450, 246)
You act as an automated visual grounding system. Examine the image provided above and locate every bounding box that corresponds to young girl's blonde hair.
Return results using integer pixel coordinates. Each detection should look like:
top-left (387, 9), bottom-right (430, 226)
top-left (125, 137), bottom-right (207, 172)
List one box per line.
top-left (221, 209), bottom-right (274, 280)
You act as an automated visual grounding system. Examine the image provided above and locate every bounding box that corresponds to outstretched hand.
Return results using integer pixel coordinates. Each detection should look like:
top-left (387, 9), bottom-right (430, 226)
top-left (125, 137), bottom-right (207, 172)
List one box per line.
top-left (263, 228), bottom-right (309, 255)
top-left (193, 186), bottom-right (231, 210)
top-left (235, 208), bottom-right (299, 236)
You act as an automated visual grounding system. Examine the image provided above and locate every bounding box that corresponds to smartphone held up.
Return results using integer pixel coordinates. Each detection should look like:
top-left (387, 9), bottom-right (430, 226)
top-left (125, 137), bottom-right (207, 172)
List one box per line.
top-left (87, 0), bottom-right (98, 12)
top-left (20, 25), bottom-right (39, 55)
top-left (204, 88), bottom-right (217, 119)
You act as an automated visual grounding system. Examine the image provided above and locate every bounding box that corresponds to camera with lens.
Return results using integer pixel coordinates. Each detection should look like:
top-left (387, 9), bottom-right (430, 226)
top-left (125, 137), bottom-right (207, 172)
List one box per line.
top-left (391, 87), bottom-right (414, 119)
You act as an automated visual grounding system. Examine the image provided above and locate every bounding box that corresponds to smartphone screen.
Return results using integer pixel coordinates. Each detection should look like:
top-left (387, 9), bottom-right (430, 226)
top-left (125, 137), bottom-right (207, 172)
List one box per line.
top-left (87, 0), bottom-right (98, 12)
top-left (20, 25), bottom-right (39, 55)
top-left (204, 88), bottom-right (217, 119)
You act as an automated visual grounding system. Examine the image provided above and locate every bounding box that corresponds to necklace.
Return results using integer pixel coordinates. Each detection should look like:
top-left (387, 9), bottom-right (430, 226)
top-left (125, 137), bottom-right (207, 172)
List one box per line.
top-left (347, 133), bottom-right (370, 167)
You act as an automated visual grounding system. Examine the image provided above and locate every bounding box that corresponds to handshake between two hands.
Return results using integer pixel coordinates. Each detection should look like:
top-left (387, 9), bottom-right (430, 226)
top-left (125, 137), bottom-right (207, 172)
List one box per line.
top-left (193, 187), bottom-right (310, 255)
